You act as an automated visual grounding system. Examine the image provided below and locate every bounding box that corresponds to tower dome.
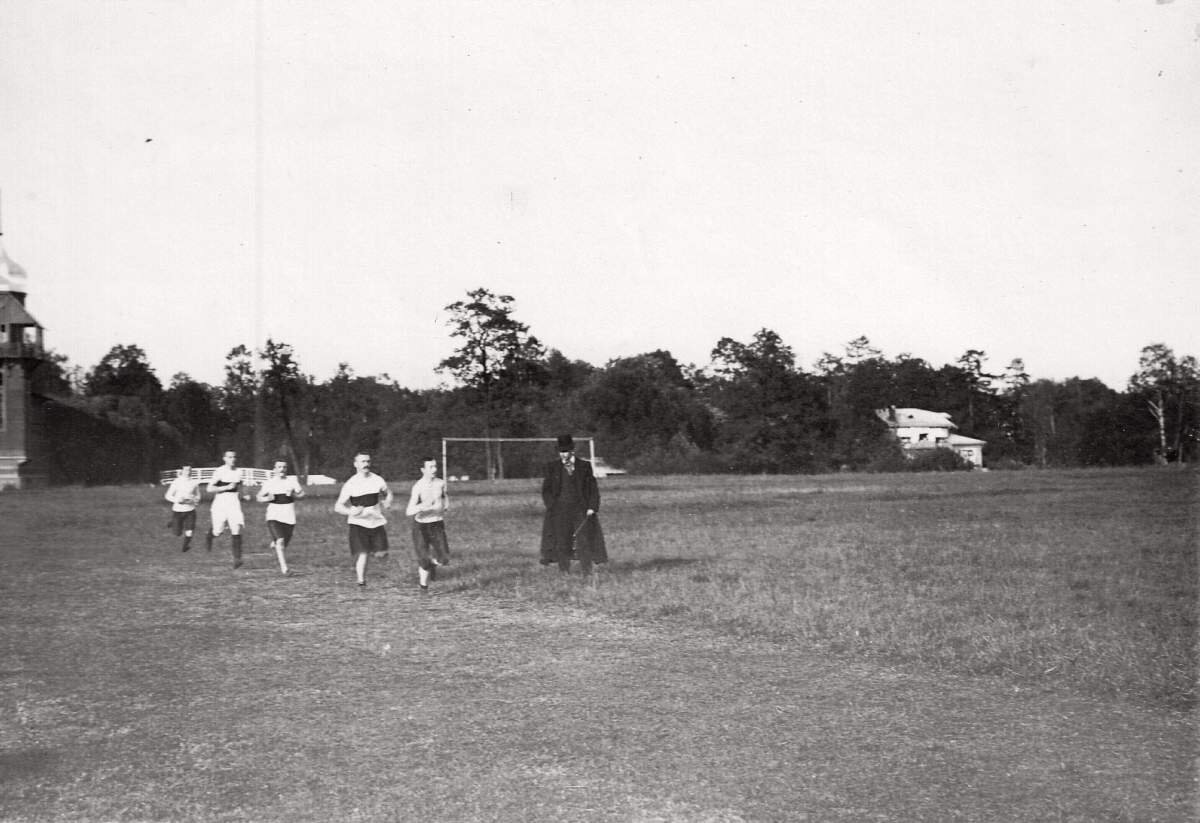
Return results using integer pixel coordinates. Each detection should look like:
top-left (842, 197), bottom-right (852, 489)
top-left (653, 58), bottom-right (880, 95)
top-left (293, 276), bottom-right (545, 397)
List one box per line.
top-left (0, 237), bottom-right (29, 300)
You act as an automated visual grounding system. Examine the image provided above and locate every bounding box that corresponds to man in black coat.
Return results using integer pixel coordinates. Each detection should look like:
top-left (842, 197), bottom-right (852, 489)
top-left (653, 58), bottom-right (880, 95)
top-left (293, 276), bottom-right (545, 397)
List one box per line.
top-left (540, 434), bottom-right (607, 573)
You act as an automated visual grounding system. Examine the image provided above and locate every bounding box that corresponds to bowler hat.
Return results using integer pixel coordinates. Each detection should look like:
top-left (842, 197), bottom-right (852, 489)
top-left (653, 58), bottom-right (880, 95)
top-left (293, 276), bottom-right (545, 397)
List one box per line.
top-left (556, 434), bottom-right (575, 451)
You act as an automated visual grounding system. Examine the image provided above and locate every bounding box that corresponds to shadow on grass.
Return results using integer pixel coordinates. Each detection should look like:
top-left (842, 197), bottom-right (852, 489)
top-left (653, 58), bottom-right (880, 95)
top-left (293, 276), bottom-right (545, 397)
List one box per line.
top-left (608, 556), bottom-right (703, 574)
top-left (0, 749), bottom-right (58, 779)
top-left (423, 552), bottom-right (703, 593)
top-left (861, 487), bottom-right (1065, 503)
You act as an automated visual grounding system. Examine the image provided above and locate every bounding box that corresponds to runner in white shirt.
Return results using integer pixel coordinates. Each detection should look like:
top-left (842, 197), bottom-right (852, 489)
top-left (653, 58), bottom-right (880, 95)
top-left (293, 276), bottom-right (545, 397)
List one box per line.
top-left (206, 450), bottom-right (248, 568)
top-left (405, 457), bottom-right (451, 591)
top-left (256, 459), bottom-right (305, 576)
top-left (163, 461), bottom-right (203, 552)
top-left (333, 452), bottom-right (393, 588)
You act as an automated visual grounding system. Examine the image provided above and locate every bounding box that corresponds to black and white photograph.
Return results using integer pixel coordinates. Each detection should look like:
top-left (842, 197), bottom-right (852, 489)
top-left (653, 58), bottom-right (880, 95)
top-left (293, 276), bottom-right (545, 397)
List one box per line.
top-left (1, 2), bottom-right (1195, 820)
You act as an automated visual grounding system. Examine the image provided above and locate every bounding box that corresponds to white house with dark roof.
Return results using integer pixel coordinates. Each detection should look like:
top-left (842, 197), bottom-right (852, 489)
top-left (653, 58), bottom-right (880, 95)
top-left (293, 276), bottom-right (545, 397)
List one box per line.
top-left (875, 407), bottom-right (986, 468)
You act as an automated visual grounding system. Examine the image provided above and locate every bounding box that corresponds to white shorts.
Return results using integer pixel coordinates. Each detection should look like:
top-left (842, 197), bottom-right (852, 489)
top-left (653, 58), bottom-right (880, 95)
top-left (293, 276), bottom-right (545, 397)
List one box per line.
top-left (210, 493), bottom-right (245, 534)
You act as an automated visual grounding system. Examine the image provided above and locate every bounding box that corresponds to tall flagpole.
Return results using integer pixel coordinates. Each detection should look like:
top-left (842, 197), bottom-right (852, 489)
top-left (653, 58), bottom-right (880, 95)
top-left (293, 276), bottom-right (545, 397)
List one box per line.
top-left (252, 0), bottom-right (266, 468)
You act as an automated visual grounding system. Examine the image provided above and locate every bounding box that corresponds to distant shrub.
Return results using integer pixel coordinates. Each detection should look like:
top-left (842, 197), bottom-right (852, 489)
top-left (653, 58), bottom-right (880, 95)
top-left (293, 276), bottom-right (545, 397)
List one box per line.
top-left (864, 449), bottom-right (910, 473)
top-left (866, 447), bottom-right (973, 473)
top-left (987, 457), bottom-right (1028, 471)
top-left (907, 448), bottom-right (973, 472)
top-left (624, 448), bottom-right (728, 475)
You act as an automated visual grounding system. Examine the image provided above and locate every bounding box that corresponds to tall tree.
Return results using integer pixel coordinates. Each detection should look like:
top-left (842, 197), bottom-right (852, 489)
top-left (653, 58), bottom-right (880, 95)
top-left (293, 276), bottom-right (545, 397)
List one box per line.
top-left (843, 335), bottom-right (882, 365)
top-left (31, 348), bottom-right (77, 397)
top-left (954, 349), bottom-right (996, 433)
top-left (260, 338), bottom-right (310, 477)
top-left (1128, 343), bottom-right (1199, 463)
top-left (581, 350), bottom-right (714, 469)
top-left (704, 329), bottom-right (827, 472)
top-left (220, 344), bottom-right (260, 460)
top-left (308, 364), bottom-right (414, 475)
top-left (889, 353), bottom-right (943, 410)
top-left (1016, 377), bottom-right (1146, 468)
top-left (163, 373), bottom-right (224, 462)
top-left (437, 288), bottom-right (545, 478)
top-left (815, 336), bottom-right (898, 469)
top-left (989, 358), bottom-right (1031, 462)
top-left (437, 288), bottom-right (545, 392)
top-left (83, 343), bottom-right (164, 421)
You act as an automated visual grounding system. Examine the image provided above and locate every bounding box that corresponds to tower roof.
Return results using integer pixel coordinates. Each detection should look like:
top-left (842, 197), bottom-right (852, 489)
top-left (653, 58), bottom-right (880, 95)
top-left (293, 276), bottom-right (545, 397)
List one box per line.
top-left (0, 238), bottom-right (29, 295)
top-left (0, 292), bottom-right (40, 325)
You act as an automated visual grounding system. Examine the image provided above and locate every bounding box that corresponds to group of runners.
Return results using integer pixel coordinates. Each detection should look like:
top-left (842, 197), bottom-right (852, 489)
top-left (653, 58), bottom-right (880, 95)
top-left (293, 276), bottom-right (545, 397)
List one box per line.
top-left (162, 449), bottom-right (450, 590)
top-left (162, 434), bottom-right (607, 589)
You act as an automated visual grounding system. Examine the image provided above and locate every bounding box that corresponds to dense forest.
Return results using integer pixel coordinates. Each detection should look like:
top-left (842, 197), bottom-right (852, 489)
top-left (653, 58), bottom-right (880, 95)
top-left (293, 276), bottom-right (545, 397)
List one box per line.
top-left (33, 288), bottom-right (1198, 482)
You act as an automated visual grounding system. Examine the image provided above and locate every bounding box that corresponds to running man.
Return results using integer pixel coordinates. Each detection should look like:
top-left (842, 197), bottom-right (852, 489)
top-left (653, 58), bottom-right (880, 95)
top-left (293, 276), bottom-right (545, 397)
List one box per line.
top-left (333, 452), bottom-right (393, 588)
top-left (256, 459), bottom-right (305, 576)
top-left (206, 450), bottom-right (248, 568)
top-left (164, 461), bottom-right (202, 552)
top-left (405, 457), bottom-right (451, 591)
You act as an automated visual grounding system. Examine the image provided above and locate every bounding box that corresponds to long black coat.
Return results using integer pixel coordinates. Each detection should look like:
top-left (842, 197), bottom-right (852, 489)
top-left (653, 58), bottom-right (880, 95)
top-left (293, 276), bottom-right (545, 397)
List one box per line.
top-left (540, 458), bottom-right (607, 564)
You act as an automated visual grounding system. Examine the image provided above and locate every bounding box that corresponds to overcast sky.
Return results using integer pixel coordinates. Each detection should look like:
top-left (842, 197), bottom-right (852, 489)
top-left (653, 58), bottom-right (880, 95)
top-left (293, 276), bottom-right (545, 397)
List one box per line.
top-left (1, 1), bottom-right (1196, 392)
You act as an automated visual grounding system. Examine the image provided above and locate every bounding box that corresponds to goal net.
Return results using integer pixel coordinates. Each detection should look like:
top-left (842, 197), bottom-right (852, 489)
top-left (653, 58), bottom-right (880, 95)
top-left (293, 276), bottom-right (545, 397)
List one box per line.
top-left (441, 437), bottom-right (596, 481)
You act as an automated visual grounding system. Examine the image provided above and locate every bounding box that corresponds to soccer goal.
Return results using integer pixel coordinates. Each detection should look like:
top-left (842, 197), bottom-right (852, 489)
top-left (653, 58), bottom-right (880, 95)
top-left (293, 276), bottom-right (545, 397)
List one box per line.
top-left (441, 437), bottom-right (596, 481)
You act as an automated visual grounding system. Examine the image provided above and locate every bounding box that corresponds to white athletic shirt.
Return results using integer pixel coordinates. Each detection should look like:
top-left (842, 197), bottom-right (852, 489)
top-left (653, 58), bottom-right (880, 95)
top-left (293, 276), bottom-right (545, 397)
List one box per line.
top-left (208, 465), bottom-right (246, 495)
top-left (260, 475), bottom-right (304, 525)
top-left (164, 475), bottom-right (202, 512)
top-left (337, 472), bottom-right (389, 528)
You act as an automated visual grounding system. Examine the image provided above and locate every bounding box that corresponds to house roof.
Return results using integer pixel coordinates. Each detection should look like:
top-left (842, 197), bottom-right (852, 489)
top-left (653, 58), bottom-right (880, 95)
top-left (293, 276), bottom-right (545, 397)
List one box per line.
top-left (0, 292), bottom-right (40, 326)
top-left (876, 408), bottom-right (958, 430)
top-left (947, 433), bottom-right (986, 446)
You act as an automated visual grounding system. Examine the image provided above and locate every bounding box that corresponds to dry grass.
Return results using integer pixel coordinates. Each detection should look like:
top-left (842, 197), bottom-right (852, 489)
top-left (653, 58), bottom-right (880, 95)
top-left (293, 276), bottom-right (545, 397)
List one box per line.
top-left (447, 467), bottom-right (1197, 711)
top-left (0, 467), bottom-right (1195, 821)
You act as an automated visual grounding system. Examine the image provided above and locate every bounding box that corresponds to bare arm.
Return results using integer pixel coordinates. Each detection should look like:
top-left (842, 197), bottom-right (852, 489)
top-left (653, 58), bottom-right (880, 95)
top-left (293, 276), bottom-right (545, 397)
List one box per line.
top-left (333, 485), bottom-right (357, 516)
top-left (404, 484), bottom-right (422, 517)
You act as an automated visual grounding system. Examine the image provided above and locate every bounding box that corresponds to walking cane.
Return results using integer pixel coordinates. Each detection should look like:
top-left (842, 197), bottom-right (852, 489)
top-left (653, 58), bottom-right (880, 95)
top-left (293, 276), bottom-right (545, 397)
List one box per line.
top-left (571, 513), bottom-right (592, 556)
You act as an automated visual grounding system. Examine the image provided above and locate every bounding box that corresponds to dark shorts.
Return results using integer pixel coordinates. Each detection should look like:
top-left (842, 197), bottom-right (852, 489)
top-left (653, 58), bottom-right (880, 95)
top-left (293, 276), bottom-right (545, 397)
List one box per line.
top-left (169, 510), bottom-right (197, 536)
top-left (410, 520), bottom-right (450, 567)
top-left (267, 520), bottom-right (295, 545)
top-left (348, 524), bottom-right (388, 556)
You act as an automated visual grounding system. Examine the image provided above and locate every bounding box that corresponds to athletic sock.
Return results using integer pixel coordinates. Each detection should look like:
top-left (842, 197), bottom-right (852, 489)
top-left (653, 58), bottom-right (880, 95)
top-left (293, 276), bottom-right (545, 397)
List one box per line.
top-left (418, 566), bottom-right (431, 589)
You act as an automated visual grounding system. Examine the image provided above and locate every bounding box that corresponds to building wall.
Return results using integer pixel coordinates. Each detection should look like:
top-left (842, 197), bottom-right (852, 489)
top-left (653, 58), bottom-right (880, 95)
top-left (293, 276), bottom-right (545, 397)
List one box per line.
top-left (0, 361), bottom-right (30, 487)
top-left (952, 446), bottom-right (983, 467)
top-left (894, 425), bottom-right (951, 446)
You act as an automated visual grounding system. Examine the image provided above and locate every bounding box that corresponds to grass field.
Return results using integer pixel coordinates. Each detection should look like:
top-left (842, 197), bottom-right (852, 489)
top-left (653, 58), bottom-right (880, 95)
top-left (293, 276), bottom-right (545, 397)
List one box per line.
top-left (1, 467), bottom-right (1195, 821)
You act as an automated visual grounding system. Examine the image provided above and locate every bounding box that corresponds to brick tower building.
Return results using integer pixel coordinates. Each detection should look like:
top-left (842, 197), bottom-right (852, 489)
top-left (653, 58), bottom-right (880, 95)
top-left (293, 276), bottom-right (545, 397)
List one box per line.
top-left (0, 233), bottom-right (48, 488)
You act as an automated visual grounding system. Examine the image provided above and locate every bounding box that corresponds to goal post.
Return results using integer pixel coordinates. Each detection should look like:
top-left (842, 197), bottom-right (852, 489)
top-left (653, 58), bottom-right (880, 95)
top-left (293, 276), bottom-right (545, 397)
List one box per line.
top-left (441, 437), bottom-right (595, 481)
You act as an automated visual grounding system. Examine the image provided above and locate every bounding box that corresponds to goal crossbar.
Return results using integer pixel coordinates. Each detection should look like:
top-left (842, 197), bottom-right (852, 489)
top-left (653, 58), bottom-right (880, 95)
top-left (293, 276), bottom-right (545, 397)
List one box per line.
top-left (441, 437), bottom-right (595, 480)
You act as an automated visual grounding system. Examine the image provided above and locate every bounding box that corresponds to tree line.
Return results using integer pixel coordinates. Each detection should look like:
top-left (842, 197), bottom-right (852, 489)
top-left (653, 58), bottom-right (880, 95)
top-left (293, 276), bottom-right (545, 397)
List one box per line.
top-left (34, 288), bottom-right (1198, 481)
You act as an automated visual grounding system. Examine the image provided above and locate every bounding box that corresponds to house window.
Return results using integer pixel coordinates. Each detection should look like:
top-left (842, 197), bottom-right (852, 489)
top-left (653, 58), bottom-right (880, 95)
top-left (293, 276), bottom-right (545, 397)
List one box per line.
top-left (918, 433), bottom-right (928, 442)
